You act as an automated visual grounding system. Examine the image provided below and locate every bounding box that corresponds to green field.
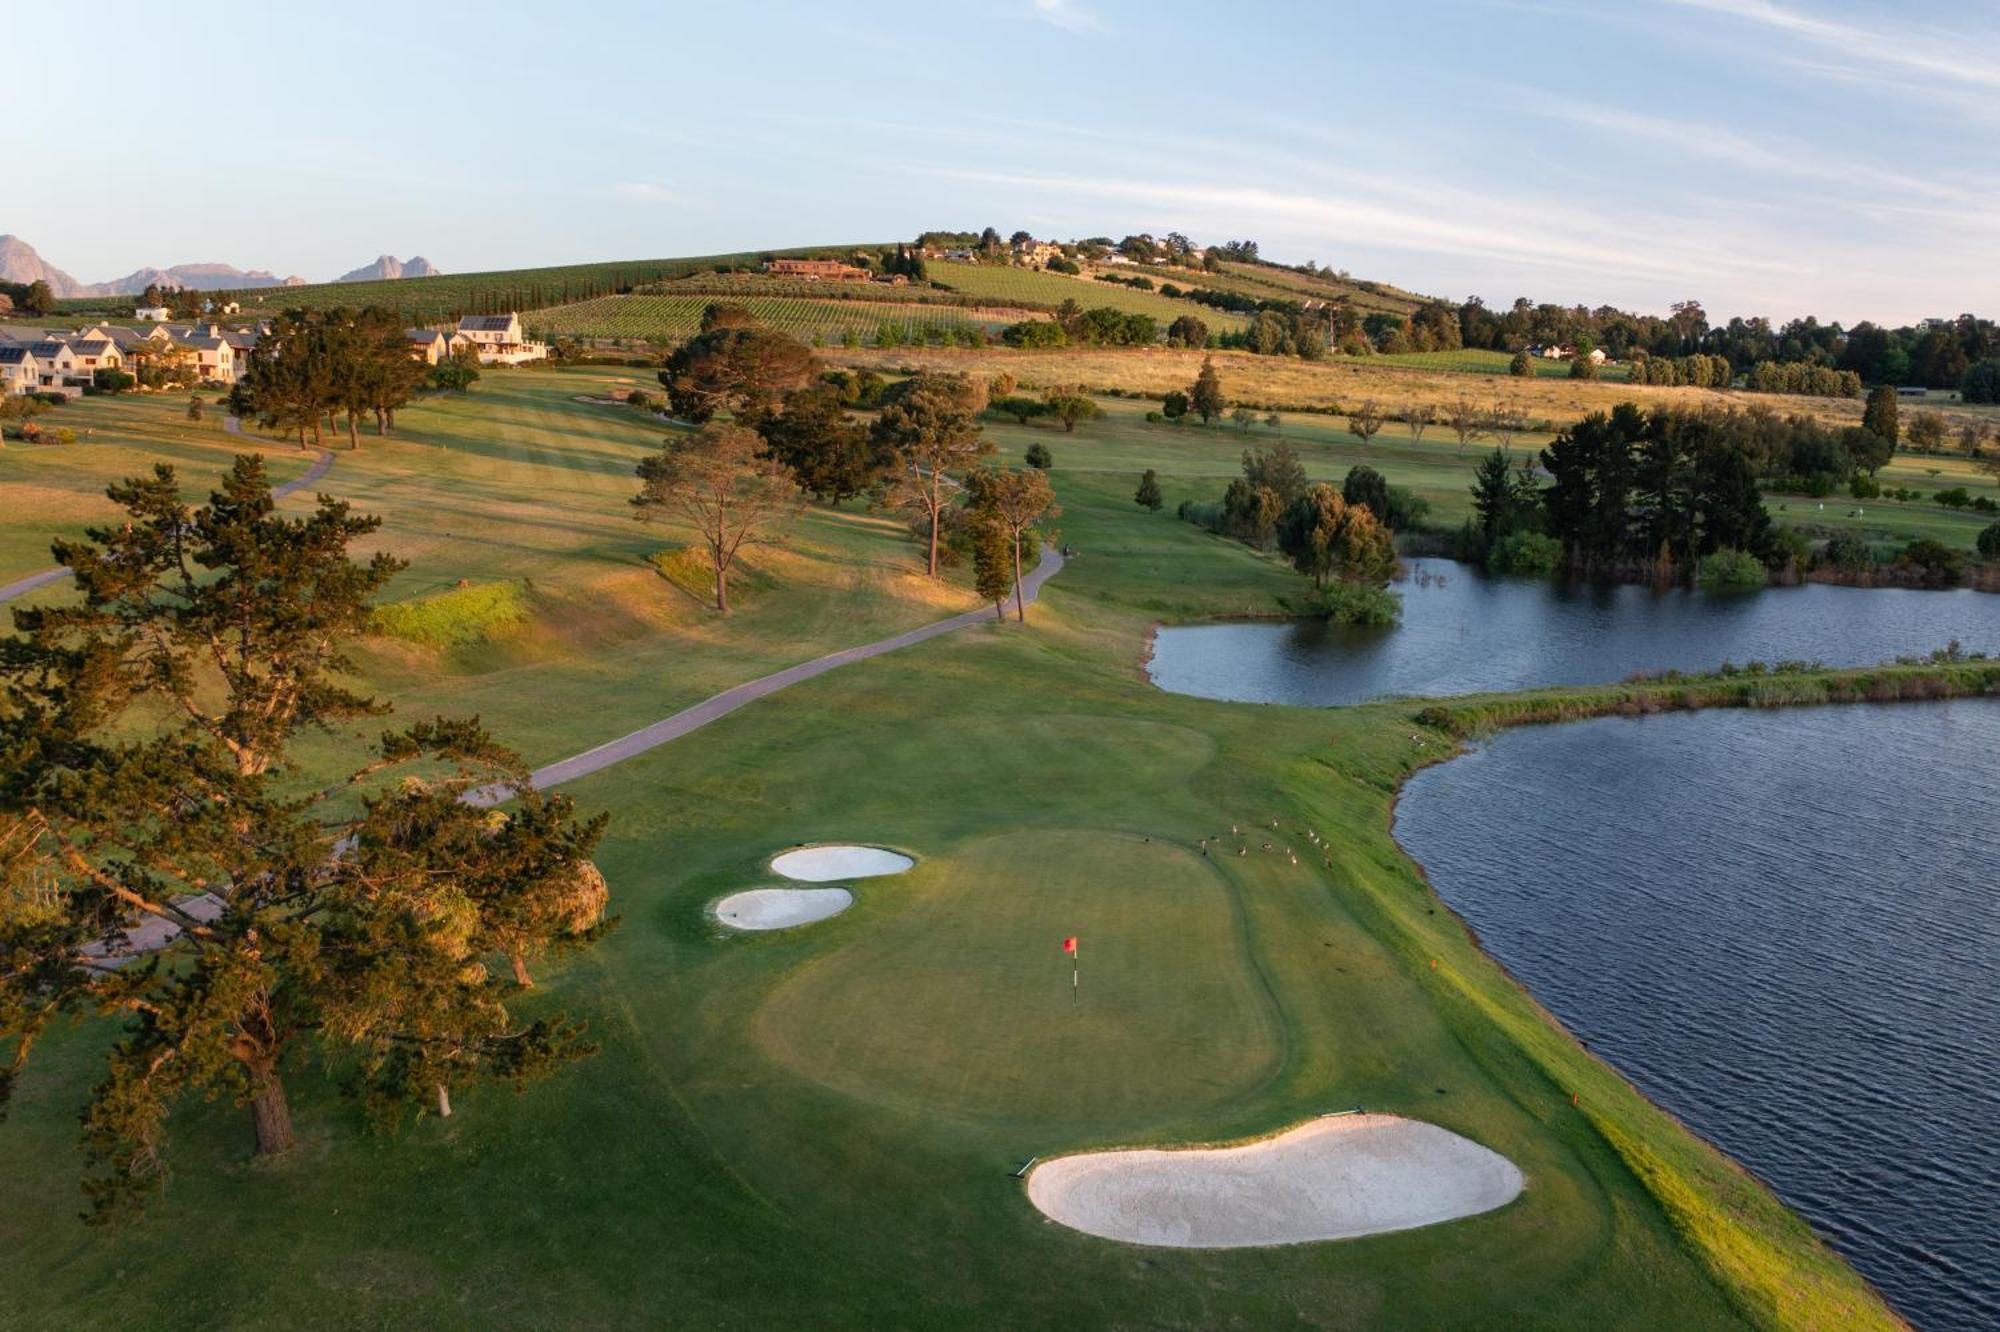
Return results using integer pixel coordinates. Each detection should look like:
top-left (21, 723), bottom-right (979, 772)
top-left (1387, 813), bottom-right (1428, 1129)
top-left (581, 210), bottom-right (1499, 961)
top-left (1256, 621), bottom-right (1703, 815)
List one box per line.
top-left (524, 294), bottom-right (1027, 345)
top-left (926, 260), bottom-right (1252, 330)
top-left (0, 371), bottom-right (1932, 1328)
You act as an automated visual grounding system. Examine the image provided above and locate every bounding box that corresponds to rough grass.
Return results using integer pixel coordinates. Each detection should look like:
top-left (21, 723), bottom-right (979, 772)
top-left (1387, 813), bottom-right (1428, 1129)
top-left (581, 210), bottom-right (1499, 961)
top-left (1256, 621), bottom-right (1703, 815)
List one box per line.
top-left (829, 343), bottom-right (1864, 429)
top-left (369, 580), bottom-right (532, 648)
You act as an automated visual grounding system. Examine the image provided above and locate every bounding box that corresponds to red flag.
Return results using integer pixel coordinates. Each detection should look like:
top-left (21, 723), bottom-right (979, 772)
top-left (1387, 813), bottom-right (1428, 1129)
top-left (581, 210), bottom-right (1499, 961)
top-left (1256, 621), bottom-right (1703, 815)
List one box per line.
top-left (1062, 936), bottom-right (1077, 955)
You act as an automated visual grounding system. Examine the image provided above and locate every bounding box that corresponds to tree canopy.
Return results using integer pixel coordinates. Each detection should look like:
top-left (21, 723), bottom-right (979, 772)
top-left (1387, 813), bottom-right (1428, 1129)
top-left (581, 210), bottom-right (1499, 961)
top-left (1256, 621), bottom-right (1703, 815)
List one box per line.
top-left (0, 459), bottom-right (609, 1216)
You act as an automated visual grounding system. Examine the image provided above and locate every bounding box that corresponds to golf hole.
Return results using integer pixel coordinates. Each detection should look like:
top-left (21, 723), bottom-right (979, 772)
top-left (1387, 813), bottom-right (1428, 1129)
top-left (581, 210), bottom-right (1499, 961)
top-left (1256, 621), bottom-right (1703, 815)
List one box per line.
top-left (1026, 1113), bottom-right (1523, 1248)
top-left (769, 845), bottom-right (914, 882)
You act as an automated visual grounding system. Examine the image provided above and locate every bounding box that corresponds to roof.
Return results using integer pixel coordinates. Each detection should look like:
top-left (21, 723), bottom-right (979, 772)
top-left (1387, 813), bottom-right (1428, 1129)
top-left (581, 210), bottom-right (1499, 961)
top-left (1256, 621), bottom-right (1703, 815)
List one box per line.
top-left (72, 339), bottom-right (113, 355)
top-left (26, 340), bottom-right (70, 357)
top-left (405, 328), bottom-right (444, 342)
top-left (0, 346), bottom-right (35, 364)
top-left (458, 314), bottom-right (516, 332)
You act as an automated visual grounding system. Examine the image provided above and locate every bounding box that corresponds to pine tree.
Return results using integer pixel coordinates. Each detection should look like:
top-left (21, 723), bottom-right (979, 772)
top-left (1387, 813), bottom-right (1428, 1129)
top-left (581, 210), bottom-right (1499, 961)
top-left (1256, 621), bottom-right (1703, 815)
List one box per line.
top-left (1135, 468), bottom-right (1164, 511)
top-left (0, 461), bottom-right (611, 1215)
top-left (1189, 357), bottom-right (1226, 425)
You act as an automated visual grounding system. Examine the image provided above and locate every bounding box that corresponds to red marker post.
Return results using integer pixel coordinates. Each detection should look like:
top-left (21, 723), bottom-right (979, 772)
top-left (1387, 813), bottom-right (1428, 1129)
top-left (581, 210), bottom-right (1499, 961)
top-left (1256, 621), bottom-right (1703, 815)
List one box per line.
top-left (1063, 935), bottom-right (1079, 1001)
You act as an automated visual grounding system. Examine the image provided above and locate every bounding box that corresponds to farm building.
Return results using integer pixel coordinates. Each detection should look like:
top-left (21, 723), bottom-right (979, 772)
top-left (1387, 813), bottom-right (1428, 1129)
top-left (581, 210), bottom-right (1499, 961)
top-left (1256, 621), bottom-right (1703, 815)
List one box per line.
top-left (405, 328), bottom-right (449, 364)
top-left (452, 313), bottom-right (548, 365)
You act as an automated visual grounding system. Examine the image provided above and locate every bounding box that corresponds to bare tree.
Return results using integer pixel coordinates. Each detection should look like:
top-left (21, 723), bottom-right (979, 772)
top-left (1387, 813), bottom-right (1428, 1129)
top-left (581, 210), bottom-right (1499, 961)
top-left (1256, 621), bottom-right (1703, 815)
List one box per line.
top-left (1347, 399), bottom-right (1386, 445)
top-left (632, 423), bottom-right (802, 611)
top-left (1485, 407), bottom-right (1531, 451)
top-left (1444, 396), bottom-right (1488, 454)
top-left (1397, 400), bottom-right (1436, 444)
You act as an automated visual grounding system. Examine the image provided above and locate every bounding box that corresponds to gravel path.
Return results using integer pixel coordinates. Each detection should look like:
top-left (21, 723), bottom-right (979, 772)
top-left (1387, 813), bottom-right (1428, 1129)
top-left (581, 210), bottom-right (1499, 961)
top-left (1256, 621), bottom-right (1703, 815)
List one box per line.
top-left (0, 441), bottom-right (335, 605)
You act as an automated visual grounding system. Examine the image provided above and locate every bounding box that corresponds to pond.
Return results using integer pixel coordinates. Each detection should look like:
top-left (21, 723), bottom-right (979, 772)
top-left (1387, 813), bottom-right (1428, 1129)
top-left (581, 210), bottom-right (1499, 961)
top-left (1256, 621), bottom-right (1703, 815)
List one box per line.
top-left (1395, 701), bottom-right (2000, 1331)
top-left (1147, 558), bottom-right (2000, 706)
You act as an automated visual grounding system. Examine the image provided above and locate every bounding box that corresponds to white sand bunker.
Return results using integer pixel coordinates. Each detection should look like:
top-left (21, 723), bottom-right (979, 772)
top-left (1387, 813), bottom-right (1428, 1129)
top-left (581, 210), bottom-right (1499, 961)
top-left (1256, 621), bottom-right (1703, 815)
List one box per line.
top-left (714, 887), bottom-right (853, 931)
top-left (769, 845), bottom-right (913, 882)
top-left (1027, 1114), bottom-right (1523, 1248)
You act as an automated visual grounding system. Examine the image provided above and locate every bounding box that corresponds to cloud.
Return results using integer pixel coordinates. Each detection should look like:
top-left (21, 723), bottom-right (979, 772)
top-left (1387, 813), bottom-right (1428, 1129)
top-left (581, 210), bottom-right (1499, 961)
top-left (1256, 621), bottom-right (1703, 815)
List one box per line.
top-left (613, 182), bottom-right (681, 205)
top-left (1661, 0), bottom-right (2000, 98)
top-left (1029, 0), bottom-right (1103, 34)
top-left (1529, 96), bottom-right (2000, 208)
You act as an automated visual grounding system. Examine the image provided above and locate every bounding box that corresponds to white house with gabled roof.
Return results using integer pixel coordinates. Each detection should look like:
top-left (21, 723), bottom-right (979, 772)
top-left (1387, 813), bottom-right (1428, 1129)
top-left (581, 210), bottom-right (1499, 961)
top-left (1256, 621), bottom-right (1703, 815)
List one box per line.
top-left (451, 313), bottom-right (547, 365)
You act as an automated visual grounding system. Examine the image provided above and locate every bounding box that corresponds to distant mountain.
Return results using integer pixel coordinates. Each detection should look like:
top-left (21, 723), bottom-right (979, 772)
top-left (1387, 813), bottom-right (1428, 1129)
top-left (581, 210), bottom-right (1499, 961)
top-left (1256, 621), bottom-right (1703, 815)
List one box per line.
top-left (335, 254), bottom-right (442, 283)
top-left (0, 235), bottom-right (315, 298)
top-left (95, 263), bottom-right (305, 295)
top-left (0, 234), bottom-right (85, 297)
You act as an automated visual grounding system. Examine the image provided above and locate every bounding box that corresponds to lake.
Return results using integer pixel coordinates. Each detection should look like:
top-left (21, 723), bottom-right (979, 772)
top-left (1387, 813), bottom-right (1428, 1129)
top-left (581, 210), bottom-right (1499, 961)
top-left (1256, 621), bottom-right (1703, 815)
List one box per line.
top-left (1395, 702), bottom-right (2000, 1331)
top-left (1148, 558), bottom-right (2000, 706)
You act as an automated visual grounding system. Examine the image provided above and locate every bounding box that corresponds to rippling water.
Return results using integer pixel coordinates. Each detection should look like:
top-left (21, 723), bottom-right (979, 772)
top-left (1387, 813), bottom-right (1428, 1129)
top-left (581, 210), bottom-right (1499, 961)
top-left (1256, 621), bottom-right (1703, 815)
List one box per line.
top-left (1148, 558), bottom-right (2000, 705)
top-left (1395, 702), bottom-right (2000, 1330)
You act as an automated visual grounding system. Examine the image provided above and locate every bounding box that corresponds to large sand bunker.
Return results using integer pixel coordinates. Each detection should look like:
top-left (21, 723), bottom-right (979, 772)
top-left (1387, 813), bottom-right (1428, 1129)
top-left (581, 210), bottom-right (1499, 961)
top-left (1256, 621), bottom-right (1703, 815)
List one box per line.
top-left (714, 887), bottom-right (853, 931)
top-left (1026, 1114), bottom-right (1523, 1248)
top-left (770, 845), bottom-right (914, 882)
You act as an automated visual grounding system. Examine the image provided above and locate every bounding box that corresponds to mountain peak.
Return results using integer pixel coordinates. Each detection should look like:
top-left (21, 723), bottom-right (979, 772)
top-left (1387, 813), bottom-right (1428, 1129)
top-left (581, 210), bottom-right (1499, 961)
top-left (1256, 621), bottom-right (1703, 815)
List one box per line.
top-left (335, 254), bottom-right (443, 283)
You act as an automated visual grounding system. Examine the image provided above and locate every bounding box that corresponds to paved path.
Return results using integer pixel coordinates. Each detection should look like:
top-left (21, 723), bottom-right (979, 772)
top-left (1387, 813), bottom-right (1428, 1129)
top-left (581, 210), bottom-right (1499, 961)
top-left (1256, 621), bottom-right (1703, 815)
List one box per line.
top-left (94, 545), bottom-right (1067, 954)
top-left (476, 544), bottom-right (1066, 802)
top-left (0, 441), bottom-right (335, 605)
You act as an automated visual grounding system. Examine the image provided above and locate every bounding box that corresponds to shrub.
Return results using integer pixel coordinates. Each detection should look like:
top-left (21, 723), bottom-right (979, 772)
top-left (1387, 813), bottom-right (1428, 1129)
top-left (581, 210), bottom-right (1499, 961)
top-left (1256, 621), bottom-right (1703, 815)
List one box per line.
top-left (369, 580), bottom-right (531, 648)
top-left (1024, 442), bottom-right (1053, 470)
top-left (1935, 486), bottom-right (1972, 508)
top-left (93, 368), bottom-right (135, 394)
top-left (1487, 530), bottom-right (1562, 575)
top-left (1698, 548), bottom-right (1767, 590)
top-left (1311, 582), bottom-right (1403, 626)
top-left (1821, 531), bottom-right (1873, 570)
top-left (1849, 472), bottom-right (1879, 500)
top-left (1509, 350), bottom-right (1534, 377)
top-left (1161, 390), bottom-right (1189, 420)
top-left (1897, 537), bottom-right (1963, 587)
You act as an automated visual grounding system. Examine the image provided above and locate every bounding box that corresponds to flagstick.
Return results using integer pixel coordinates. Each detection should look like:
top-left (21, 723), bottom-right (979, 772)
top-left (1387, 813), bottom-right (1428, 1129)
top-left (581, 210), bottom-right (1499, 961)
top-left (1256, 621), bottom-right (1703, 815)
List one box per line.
top-left (1072, 940), bottom-right (1079, 1004)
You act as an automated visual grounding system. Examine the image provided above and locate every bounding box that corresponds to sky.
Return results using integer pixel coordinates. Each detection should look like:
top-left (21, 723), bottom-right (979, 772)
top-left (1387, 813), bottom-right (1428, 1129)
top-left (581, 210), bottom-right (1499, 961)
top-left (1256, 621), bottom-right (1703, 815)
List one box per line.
top-left (11, 0), bottom-right (1998, 326)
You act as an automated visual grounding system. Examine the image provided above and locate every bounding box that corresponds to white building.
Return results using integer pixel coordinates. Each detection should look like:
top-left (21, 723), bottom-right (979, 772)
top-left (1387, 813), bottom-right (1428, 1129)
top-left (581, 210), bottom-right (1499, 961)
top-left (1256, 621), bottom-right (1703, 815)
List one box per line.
top-left (0, 345), bottom-right (42, 394)
top-left (135, 306), bottom-right (172, 322)
top-left (450, 313), bottom-right (547, 365)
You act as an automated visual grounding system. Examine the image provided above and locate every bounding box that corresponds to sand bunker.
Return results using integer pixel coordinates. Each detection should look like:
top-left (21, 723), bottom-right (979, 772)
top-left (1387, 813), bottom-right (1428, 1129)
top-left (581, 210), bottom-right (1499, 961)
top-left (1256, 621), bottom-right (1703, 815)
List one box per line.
top-left (769, 845), bottom-right (914, 882)
top-left (714, 887), bottom-right (853, 931)
top-left (1026, 1114), bottom-right (1522, 1248)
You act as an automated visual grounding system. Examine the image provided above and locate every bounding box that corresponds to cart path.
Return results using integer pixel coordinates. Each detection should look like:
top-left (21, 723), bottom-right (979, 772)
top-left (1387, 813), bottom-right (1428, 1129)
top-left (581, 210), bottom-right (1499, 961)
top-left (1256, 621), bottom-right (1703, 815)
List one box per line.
top-left (504, 543), bottom-right (1066, 797)
top-left (0, 435), bottom-right (335, 605)
top-left (96, 546), bottom-right (1065, 957)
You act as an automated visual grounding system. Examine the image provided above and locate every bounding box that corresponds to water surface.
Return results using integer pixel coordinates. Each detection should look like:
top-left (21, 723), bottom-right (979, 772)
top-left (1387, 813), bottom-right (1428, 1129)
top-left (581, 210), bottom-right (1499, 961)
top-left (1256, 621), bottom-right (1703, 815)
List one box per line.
top-left (1149, 558), bottom-right (2000, 705)
top-left (1395, 702), bottom-right (2000, 1330)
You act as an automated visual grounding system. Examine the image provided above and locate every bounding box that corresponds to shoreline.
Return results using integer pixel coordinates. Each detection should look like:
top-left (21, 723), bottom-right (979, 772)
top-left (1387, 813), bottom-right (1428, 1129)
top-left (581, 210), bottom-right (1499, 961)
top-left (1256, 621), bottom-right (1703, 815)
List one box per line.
top-left (1368, 670), bottom-right (1995, 1328)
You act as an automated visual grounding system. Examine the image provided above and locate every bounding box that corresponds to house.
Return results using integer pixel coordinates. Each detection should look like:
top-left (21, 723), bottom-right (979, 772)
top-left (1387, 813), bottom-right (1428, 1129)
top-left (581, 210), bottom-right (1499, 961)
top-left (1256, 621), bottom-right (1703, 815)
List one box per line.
top-left (135, 306), bottom-right (172, 322)
top-left (1011, 239), bottom-right (1061, 266)
top-left (405, 328), bottom-right (448, 364)
top-left (70, 336), bottom-right (124, 379)
top-left (169, 326), bottom-right (239, 384)
top-left (210, 300), bottom-right (241, 315)
top-left (0, 346), bottom-right (41, 395)
top-left (764, 258), bottom-right (871, 281)
top-left (451, 313), bottom-right (547, 365)
top-left (1586, 347), bottom-right (1607, 365)
top-left (24, 339), bottom-right (79, 389)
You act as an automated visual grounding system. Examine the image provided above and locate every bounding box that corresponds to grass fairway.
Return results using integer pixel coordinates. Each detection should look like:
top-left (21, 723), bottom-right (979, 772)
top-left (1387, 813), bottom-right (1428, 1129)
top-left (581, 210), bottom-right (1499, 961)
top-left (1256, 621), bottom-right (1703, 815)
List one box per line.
top-left (0, 367), bottom-right (1905, 1328)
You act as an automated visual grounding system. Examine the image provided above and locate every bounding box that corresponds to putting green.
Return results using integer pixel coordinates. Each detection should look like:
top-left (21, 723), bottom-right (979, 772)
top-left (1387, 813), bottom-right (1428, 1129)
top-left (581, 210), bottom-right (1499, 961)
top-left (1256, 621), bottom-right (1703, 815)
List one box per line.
top-left (754, 828), bottom-right (1284, 1124)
